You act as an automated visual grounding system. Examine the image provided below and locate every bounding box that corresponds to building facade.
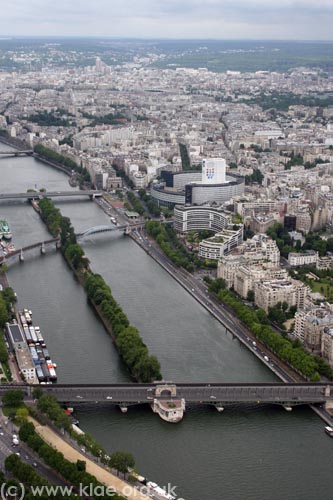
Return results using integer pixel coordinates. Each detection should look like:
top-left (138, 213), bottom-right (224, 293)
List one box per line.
top-left (254, 274), bottom-right (310, 313)
top-left (174, 205), bottom-right (231, 233)
top-left (288, 251), bottom-right (319, 267)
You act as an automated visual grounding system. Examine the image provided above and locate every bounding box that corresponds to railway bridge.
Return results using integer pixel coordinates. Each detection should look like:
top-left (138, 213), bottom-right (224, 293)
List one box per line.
top-left (0, 238), bottom-right (60, 266)
top-left (1, 383), bottom-right (333, 423)
top-left (0, 150), bottom-right (33, 156)
top-left (0, 190), bottom-right (102, 201)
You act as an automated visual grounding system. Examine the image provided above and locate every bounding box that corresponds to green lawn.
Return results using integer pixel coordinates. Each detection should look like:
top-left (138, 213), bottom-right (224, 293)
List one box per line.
top-left (310, 280), bottom-right (333, 300)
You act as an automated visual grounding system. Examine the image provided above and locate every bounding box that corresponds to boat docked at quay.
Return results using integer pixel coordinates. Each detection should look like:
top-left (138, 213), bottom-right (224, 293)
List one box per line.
top-left (19, 308), bottom-right (57, 383)
top-left (0, 219), bottom-right (12, 240)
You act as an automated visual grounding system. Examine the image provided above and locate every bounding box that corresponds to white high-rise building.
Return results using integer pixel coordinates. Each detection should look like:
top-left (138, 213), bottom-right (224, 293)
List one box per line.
top-left (201, 158), bottom-right (226, 185)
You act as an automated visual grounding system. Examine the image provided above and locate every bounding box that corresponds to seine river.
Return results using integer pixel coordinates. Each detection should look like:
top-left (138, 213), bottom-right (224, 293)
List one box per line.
top-left (1, 144), bottom-right (333, 500)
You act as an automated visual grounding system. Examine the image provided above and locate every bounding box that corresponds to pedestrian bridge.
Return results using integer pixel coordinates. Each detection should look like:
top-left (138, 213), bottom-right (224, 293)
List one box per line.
top-left (77, 222), bottom-right (145, 239)
top-left (77, 224), bottom-right (128, 238)
top-left (2, 382), bottom-right (333, 423)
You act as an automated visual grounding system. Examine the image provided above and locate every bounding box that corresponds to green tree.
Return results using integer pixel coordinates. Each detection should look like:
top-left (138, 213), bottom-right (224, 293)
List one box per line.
top-left (109, 451), bottom-right (135, 474)
top-left (2, 389), bottom-right (24, 408)
top-left (0, 295), bottom-right (9, 327)
top-left (65, 244), bottom-right (89, 270)
top-left (32, 387), bottom-right (44, 400)
top-left (0, 262), bottom-right (8, 275)
top-left (76, 459), bottom-right (86, 472)
top-left (16, 407), bottom-right (29, 425)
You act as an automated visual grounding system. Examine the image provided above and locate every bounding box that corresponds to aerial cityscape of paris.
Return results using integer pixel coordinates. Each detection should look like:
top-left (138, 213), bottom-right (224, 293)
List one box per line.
top-left (1, 1), bottom-right (333, 499)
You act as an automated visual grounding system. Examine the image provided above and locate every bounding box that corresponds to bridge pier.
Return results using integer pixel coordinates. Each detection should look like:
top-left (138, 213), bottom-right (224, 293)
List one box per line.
top-left (41, 243), bottom-right (45, 255)
top-left (19, 249), bottom-right (24, 262)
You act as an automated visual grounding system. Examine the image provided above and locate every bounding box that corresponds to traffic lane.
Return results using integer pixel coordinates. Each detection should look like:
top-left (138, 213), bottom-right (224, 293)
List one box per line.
top-left (0, 424), bottom-right (73, 485)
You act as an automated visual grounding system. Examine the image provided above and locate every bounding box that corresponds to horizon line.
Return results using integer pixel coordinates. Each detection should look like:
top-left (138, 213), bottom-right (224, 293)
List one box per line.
top-left (0, 36), bottom-right (333, 43)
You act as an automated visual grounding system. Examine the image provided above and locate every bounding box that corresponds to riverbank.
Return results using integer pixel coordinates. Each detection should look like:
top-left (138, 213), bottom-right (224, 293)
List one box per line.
top-left (29, 417), bottom-right (152, 500)
top-left (128, 231), bottom-right (333, 423)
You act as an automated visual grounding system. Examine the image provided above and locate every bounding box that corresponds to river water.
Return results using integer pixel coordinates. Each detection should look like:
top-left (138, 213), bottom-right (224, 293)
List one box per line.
top-left (1, 143), bottom-right (333, 500)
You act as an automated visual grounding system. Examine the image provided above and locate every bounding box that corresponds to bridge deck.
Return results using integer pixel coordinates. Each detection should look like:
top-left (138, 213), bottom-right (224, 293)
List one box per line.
top-left (1, 383), bottom-right (331, 405)
top-left (0, 190), bottom-right (102, 200)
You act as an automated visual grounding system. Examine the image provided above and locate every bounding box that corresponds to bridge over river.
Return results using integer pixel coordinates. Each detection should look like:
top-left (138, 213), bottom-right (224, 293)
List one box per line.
top-left (2, 383), bottom-right (333, 423)
top-left (0, 223), bottom-right (146, 266)
top-left (0, 190), bottom-right (102, 201)
top-left (0, 150), bottom-right (33, 156)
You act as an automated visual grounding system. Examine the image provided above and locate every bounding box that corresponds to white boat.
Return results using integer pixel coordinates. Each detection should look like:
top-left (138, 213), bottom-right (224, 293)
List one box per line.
top-left (146, 482), bottom-right (176, 500)
top-left (325, 426), bottom-right (333, 437)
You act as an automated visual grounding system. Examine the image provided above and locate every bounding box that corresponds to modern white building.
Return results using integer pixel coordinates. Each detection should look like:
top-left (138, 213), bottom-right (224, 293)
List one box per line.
top-left (174, 205), bottom-right (231, 233)
top-left (288, 251), bottom-right (319, 267)
top-left (174, 205), bottom-right (243, 260)
top-left (198, 226), bottom-right (244, 260)
top-left (151, 163), bottom-right (244, 208)
top-left (201, 158), bottom-right (226, 184)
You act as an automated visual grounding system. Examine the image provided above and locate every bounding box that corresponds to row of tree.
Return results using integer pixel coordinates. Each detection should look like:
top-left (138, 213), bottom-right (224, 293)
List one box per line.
top-left (0, 292), bottom-right (9, 330)
top-left (84, 273), bottom-right (162, 382)
top-left (146, 221), bottom-right (195, 271)
top-left (5, 453), bottom-right (77, 500)
top-left (33, 392), bottom-right (135, 473)
top-left (33, 144), bottom-right (91, 185)
top-left (38, 198), bottom-right (161, 382)
top-left (126, 191), bottom-right (145, 215)
top-left (138, 189), bottom-right (161, 217)
top-left (145, 221), bottom-right (218, 271)
top-left (19, 421), bottom-right (126, 500)
top-left (207, 278), bottom-right (333, 380)
top-left (111, 162), bottom-right (135, 189)
top-left (38, 198), bottom-right (88, 273)
top-left (0, 288), bottom-right (16, 367)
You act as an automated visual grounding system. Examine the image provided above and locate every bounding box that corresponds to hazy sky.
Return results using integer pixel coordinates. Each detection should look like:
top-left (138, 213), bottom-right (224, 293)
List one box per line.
top-left (1, 0), bottom-right (333, 40)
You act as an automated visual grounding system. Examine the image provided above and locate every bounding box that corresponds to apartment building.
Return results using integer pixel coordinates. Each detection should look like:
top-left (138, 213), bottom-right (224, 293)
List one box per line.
top-left (254, 274), bottom-right (310, 313)
top-left (288, 250), bottom-right (319, 267)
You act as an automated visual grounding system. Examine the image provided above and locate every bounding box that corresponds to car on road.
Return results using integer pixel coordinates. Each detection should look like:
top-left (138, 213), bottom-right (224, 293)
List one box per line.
top-left (0, 432), bottom-right (4, 436)
top-left (76, 395), bottom-right (83, 399)
top-left (210, 395), bottom-right (216, 399)
top-left (106, 396), bottom-right (113, 400)
top-left (33, 462), bottom-right (37, 467)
